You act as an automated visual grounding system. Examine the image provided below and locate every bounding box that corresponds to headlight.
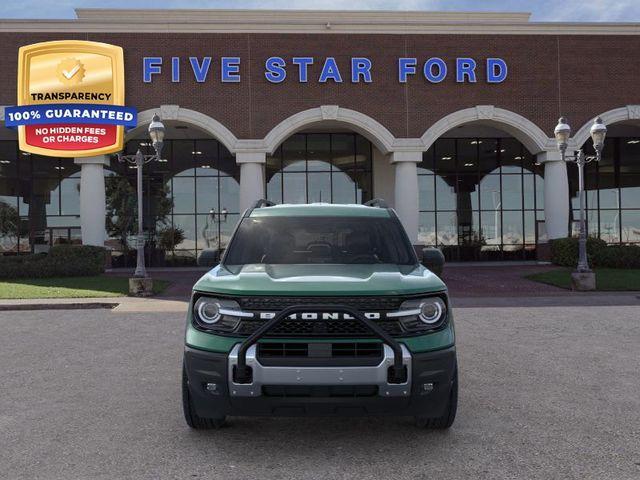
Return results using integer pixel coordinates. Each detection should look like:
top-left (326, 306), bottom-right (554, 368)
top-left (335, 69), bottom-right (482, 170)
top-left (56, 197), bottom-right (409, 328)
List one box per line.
top-left (418, 297), bottom-right (446, 324)
top-left (391, 296), bottom-right (447, 332)
top-left (195, 297), bottom-right (221, 324)
top-left (192, 296), bottom-right (252, 332)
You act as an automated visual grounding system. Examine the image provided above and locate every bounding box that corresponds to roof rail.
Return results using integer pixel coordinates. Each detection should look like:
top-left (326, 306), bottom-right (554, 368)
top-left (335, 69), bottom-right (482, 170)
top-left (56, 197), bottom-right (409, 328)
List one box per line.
top-left (244, 198), bottom-right (276, 218)
top-left (364, 198), bottom-right (389, 208)
top-left (251, 199), bottom-right (276, 209)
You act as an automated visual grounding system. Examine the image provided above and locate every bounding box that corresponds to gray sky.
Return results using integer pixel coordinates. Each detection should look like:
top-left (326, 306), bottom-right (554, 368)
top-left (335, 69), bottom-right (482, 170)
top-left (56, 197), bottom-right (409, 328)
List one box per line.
top-left (1, 0), bottom-right (639, 22)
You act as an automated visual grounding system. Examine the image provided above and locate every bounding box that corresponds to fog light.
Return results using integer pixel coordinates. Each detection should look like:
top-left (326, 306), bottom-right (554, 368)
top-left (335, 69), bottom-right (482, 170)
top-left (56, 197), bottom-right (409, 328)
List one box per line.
top-left (205, 383), bottom-right (220, 395)
top-left (421, 382), bottom-right (434, 394)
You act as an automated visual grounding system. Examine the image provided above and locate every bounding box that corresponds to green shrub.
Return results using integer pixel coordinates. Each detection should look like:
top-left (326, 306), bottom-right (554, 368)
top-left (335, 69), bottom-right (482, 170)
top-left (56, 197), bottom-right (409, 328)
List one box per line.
top-left (0, 245), bottom-right (106, 279)
top-left (550, 237), bottom-right (640, 268)
top-left (593, 244), bottom-right (640, 268)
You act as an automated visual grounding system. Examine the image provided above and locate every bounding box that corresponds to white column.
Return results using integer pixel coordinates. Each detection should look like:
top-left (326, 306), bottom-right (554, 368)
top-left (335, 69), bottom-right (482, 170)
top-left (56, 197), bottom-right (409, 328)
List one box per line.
top-left (237, 151), bottom-right (266, 213)
top-left (74, 155), bottom-right (109, 246)
top-left (373, 146), bottom-right (395, 208)
top-left (391, 151), bottom-right (421, 244)
top-left (538, 151), bottom-right (569, 239)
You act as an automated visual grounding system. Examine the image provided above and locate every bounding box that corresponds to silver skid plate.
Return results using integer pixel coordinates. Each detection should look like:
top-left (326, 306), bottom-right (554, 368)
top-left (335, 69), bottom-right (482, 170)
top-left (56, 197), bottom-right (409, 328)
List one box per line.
top-left (228, 343), bottom-right (411, 397)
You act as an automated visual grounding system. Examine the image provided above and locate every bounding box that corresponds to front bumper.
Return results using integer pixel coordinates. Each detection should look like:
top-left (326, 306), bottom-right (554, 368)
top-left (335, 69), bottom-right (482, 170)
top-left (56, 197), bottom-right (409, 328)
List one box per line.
top-left (184, 344), bottom-right (456, 417)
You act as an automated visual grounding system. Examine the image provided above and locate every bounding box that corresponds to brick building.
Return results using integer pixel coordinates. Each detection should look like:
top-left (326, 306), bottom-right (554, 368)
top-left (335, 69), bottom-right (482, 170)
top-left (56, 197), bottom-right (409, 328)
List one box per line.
top-left (0, 9), bottom-right (639, 265)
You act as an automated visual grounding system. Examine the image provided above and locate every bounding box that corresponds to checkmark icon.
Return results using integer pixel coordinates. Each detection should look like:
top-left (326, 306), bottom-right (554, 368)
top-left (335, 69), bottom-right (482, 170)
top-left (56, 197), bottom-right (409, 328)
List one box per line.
top-left (62, 64), bottom-right (80, 79)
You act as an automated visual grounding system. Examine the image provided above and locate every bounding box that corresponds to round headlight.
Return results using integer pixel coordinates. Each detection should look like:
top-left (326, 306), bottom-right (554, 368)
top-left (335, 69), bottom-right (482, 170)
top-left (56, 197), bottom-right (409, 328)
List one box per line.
top-left (195, 297), bottom-right (221, 324)
top-left (418, 298), bottom-right (446, 324)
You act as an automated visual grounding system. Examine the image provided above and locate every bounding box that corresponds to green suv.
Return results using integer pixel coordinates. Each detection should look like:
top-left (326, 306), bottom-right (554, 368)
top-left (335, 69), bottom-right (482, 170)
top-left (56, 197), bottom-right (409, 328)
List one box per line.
top-left (182, 200), bottom-right (457, 429)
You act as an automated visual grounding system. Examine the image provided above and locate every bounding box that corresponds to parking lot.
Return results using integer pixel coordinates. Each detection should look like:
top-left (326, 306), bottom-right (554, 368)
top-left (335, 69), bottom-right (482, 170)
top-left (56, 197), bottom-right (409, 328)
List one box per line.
top-left (1, 304), bottom-right (639, 480)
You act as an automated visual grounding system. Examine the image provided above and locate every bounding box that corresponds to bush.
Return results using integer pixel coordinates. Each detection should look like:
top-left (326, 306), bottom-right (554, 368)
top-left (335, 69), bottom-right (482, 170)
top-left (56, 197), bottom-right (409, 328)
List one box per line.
top-left (592, 244), bottom-right (640, 268)
top-left (0, 245), bottom-right (106, 279)
top-left (550, 237), bottom-right (640, 268)
top-left (157, 226), bottom-right (185, 252)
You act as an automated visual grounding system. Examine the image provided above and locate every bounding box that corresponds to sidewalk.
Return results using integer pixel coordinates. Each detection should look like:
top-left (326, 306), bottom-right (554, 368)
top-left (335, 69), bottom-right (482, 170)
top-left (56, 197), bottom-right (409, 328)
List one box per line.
top-left (0, 296), bottom-right (188, 313)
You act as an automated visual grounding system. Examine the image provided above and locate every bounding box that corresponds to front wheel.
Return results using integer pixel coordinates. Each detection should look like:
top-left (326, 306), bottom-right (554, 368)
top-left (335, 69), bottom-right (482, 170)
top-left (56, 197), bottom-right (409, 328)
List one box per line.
top-left (182, 365), bottom-right (226, 430)
top-left (415, 367), bottom-right (458, 429)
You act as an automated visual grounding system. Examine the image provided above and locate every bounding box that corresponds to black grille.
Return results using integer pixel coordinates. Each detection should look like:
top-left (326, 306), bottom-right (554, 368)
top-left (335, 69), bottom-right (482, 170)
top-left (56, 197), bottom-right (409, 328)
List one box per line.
top-left (237, 319), bottom-right (403, 337)
top-left (232, 295), bottom-right (409, 338)
top-left (258, 342), bottom-right (383, 358)
top-left (237, 296), bottom-right (406, 311)
top-left (258, 343), bottom-right (309, 357)
top-left (332, 343), bottom-right (383, 357)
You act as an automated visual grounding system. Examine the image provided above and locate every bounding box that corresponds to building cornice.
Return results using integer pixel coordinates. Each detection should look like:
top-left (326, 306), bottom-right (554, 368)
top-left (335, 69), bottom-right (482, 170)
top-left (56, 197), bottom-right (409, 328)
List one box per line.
top-left (0, 9), bottom-right (638, 35)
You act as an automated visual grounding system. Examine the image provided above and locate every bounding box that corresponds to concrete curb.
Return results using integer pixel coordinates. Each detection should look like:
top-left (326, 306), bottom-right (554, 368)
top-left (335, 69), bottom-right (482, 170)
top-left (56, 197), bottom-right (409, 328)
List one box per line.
top-left (0, 302), bottom-right (119, 311)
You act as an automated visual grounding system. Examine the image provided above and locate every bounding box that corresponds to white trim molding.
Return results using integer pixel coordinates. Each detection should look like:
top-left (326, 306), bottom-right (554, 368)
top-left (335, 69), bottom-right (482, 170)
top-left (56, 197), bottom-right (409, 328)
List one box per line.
top-left (263, 106), bottom-right (396, 155)
top-left (128, 106), bottom-right (239, 154)
top-left (2, 9), bottom-right (640, 35)
top-left (420, 106), bottom-right (553, 154)
top-left (572, 105), bottom-right (640, 148)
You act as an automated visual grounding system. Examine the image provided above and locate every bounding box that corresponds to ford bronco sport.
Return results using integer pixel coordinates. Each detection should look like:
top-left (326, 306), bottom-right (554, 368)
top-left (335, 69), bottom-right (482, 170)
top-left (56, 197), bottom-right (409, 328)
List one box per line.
top-left (182, 200), bottom-right (457, 429)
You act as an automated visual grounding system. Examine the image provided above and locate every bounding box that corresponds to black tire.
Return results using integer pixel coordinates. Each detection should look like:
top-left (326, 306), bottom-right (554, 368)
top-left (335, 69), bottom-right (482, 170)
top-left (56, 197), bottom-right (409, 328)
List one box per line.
top-left (182, 365), bottom-right (226, 430)
top-left (415, 367), bottom-right (458, 429)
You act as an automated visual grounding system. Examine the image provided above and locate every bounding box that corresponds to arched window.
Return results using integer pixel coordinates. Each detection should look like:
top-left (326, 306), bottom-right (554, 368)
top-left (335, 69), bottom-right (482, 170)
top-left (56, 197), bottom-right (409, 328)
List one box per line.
top-left (266, 133), bottom-right (373, 204)
top-left (418, 136), bottom-right (543, 261)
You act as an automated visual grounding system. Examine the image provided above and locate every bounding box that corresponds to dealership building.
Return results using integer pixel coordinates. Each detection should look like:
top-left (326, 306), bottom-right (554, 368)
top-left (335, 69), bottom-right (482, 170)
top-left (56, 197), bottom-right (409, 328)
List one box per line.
top-left (0, 9), bottom-right (639, 265)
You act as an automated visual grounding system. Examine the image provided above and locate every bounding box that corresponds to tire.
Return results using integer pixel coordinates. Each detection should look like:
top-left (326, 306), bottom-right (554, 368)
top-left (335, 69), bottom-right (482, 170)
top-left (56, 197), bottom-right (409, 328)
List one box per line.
top-left (415, 367), bottom-right (458, 429)
top-left (182, 365), bottom-right (226, 430)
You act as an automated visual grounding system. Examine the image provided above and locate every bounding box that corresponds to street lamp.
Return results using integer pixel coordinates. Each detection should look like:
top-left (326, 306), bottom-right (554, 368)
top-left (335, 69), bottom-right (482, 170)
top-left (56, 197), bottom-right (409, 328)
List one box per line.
top-left (202, 207), bottom-right (229, 249)
top-left (117, 113), bottom-right (165, 281)
top-left (554, 116), bottom-right (607, 282)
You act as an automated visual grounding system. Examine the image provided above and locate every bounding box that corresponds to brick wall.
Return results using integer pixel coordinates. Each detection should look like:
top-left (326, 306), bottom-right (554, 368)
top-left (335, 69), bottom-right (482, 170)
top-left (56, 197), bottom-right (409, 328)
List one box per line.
top-left (0, 32), bottom-right (638, 140)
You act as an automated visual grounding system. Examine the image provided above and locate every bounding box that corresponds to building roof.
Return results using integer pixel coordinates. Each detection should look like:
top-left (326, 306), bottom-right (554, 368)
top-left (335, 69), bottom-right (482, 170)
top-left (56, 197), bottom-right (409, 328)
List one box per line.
top-left (0, 9), bottom-right (638, 35)
top-left (249, 203), bottom-right (391, 218)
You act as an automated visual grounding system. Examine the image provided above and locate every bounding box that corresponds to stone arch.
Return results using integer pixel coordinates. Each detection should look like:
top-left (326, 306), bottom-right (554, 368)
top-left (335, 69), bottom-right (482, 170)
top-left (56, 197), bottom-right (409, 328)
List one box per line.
top-left (127, 105), bottom-right (239, 153)
top-left (572, 105), bottom-right (640, 148)
top-left (263, 105), bottom-right (396, 155)
top-left (420, 105), bottom-right (553, 154)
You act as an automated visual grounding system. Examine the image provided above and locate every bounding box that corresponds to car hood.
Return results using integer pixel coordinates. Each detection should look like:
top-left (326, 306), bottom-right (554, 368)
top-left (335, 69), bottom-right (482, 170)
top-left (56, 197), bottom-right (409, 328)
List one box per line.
top-left (193, 263), bottom-right (446, 296)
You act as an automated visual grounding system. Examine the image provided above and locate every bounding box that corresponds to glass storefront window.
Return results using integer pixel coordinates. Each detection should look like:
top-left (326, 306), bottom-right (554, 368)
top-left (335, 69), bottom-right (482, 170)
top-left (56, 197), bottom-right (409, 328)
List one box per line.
top-left (621, 210), bottom-right (640, 243)
top-left (568, 136), bottom-right (640, 245)
top-left (102, 138), bottom-right (241, 267)
top-left (621, 174), bottom-right (640, 209)
top-left (502, 175), bottom-right (523, 211)
top-left (266, 133), bottom-right (372, 205)
top-left (420, 136), bottom-right (544, 260)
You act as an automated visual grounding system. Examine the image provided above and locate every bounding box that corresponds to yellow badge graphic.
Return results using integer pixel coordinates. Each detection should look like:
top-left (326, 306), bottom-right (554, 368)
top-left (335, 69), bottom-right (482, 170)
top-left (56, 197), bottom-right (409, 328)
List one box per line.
top-left (56, 58), bottom-right (86, 85)
top-left (6, 40), bottom-right (136, 158)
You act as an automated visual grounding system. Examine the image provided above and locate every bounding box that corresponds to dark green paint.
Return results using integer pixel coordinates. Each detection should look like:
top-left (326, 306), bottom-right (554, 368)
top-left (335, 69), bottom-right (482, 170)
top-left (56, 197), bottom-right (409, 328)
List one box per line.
top-left (193, 264), bottom-right (446, 296)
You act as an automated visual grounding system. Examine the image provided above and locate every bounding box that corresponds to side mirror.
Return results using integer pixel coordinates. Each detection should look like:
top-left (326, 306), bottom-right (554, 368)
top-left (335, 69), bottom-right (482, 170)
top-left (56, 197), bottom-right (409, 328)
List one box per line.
top-left (197, 248), bottom-right (221, 267)
top-left (421, 247), bottom-right (445, 276)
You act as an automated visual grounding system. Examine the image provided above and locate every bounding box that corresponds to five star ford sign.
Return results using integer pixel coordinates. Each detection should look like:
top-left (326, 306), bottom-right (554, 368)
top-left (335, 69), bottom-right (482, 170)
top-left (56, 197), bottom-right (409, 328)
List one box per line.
top-left (5, 40), bottom-right (137, 158)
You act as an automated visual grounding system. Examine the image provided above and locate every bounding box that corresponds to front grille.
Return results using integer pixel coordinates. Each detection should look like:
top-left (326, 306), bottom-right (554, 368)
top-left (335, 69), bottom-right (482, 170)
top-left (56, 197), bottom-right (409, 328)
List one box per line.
top-left (198, 294), bottom-right (446, 338)
top-left (258, 343), bottom-right (309, 357)
top-left (232, 295), bottom-right (410, 338)
top-left (237, 296), bottom-right (406, 311)
top-left (257, 342), bottom-right (383, 358)
top-left (237, 319), bottom-right (403, 337)
top-left (332, 343), bottom-right (383, 357)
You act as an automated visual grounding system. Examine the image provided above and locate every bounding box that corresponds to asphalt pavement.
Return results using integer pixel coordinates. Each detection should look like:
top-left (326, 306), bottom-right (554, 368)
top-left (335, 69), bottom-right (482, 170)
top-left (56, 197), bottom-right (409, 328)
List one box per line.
top-left (1, 305), bottom-right (639, 479)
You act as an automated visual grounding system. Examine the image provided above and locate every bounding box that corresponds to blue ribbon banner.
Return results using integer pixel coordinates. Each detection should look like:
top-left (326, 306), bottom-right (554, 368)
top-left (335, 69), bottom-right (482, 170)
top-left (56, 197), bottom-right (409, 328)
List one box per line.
top-left (4, 104), bottom-right (137, 128)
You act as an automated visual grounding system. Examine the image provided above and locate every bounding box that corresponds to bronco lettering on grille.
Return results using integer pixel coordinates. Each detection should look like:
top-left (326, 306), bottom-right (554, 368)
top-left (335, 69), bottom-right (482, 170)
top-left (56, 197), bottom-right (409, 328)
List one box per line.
top-left (258, 312), bottom-right (381, 320)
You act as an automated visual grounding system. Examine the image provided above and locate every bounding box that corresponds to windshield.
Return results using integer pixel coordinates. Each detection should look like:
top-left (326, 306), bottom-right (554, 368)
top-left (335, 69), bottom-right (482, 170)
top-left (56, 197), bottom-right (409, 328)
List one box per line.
top-left (223, 215), bottom-right (417, 269)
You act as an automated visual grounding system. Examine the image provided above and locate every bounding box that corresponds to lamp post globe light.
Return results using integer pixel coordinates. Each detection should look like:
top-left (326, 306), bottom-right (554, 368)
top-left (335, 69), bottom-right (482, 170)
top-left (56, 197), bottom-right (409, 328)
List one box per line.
top-left (117, 113), bottom-right (166, 296)
top-left (553, 116), bottom-right (607, 291)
